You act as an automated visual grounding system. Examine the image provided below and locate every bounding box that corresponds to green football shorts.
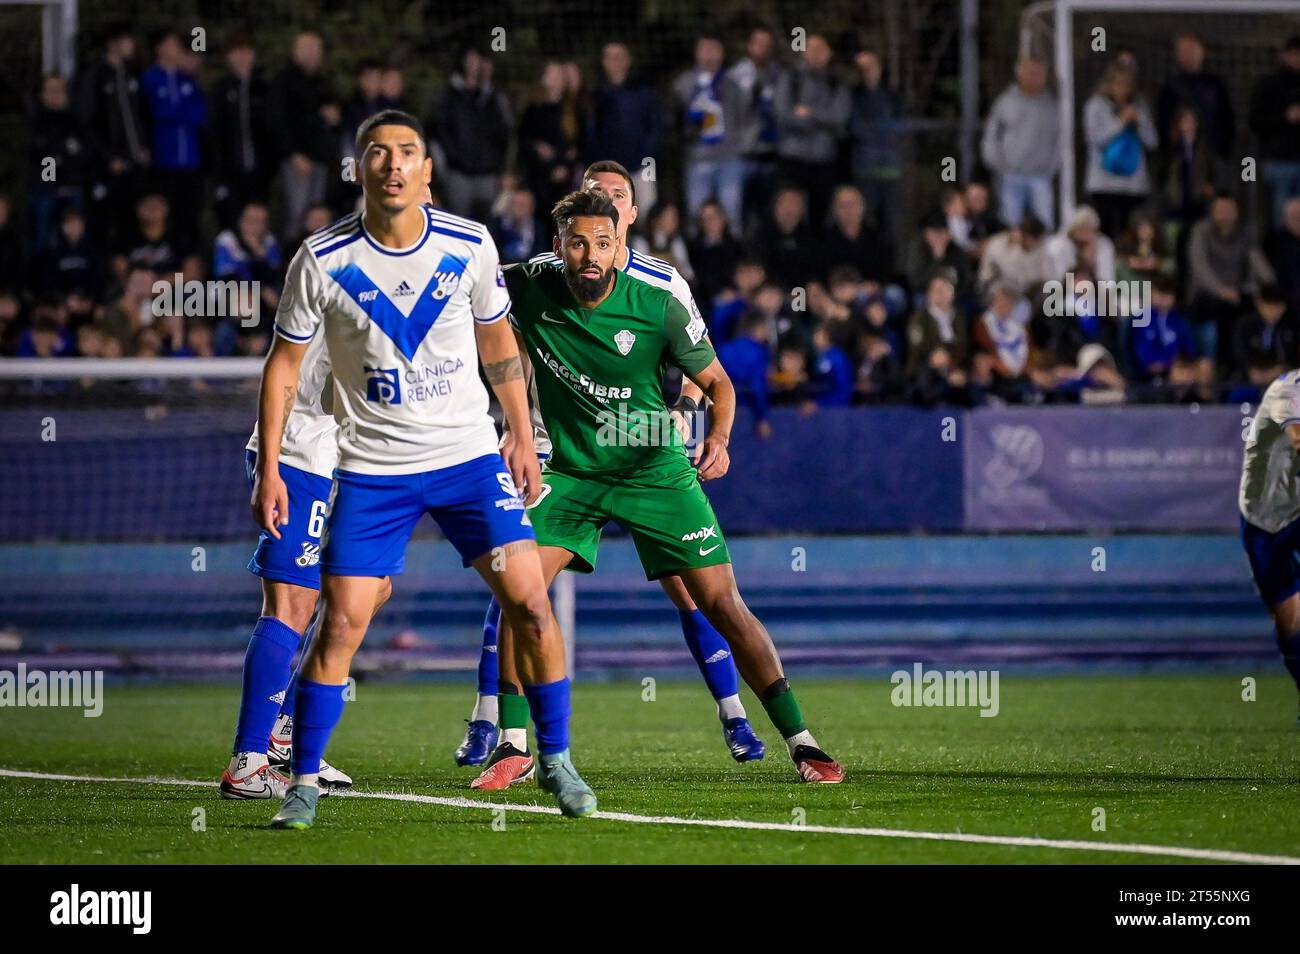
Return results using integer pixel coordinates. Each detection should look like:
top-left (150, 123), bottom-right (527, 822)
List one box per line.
top-left (526, 455), bottom-right (731, 580)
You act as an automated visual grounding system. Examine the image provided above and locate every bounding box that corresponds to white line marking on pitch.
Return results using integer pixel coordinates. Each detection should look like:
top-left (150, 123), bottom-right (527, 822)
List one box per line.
top-left (2, 767), bottom-right (1296, 865)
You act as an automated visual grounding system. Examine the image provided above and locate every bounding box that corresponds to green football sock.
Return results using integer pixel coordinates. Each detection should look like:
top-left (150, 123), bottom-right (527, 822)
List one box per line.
top-left (761, 682), bottom-right (806, 738)
top-left (498, 690), bottom-right (529, 731)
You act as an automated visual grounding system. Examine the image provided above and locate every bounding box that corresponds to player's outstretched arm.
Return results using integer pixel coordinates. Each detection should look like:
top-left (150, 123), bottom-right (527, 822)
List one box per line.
top-left (476, 319), bottom-right (542, 504)
top-left (684, 358), bottom-right (736, 482)
top-left (252, 334), bottom-right (309, 539)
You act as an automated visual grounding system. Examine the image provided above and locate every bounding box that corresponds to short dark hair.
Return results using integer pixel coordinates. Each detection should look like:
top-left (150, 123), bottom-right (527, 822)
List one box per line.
top-left (552, 190), bottom-right (619, 235)
top-left (1259, 283), bottom-right (1286, 305)
top-left (354, 109), bottom-right (426, 158)
top-left (582, 160), bottom-right (636, 203)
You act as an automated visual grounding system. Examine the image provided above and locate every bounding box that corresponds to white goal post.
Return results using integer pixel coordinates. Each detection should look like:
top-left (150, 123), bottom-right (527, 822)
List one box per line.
top-left (1047, 0), bottom-right (1300, 223)
top-left (0, 0), bottom-right (78, 77)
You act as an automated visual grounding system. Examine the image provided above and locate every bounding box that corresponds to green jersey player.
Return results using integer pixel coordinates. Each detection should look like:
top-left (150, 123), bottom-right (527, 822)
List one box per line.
top-left (475, 189), bottom-right (843, 786)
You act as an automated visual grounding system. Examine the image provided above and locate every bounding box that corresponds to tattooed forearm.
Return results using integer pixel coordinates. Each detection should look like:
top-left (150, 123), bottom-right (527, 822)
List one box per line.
top-left (280, 384), bottom-right (296, 430)
top-left (484, 356), bottom-right (523, 386)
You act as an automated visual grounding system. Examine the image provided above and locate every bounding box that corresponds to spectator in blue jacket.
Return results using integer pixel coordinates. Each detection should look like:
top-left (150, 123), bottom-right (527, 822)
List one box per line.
top-left (809, 321), bottom-right (855, 406)
top-left (588, 42), bottom-right (663, 212)
top-left (1130, 274), bottom-right (1210, 395)
top-left (141, 31), bottom-right (207, 236)
top-left (718, 311), bottom-right (773, 437)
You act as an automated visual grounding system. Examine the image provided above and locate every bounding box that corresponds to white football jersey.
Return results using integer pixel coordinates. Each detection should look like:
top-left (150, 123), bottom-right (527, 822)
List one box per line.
top-left (274, 207), bottom-right (511, 476)
top-left (1240, 370), bottom-right (1300, 533)
top-left (245, 327), bottom-right (338, 480)
top-left (523, 247), bottom-right (703, 455)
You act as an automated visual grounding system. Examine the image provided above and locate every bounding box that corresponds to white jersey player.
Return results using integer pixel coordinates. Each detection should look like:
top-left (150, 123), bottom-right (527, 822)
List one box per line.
top-left (1239, 370), bottom-right (1300, 718)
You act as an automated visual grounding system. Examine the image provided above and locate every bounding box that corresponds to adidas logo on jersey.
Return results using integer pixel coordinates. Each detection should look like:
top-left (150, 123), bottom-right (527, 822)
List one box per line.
top-left (393, 280), bottom-right (415, 297)
top-left (296, 542), bottom-right (321, 567)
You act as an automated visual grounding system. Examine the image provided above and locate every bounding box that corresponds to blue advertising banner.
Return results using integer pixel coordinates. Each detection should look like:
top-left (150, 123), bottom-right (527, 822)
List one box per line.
top-left (962, 406), bottom-right (1244, 531)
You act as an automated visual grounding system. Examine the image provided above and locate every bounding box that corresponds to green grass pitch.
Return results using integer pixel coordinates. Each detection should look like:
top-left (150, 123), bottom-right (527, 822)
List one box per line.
top-left (0, 674), bottom-right (1296, 864)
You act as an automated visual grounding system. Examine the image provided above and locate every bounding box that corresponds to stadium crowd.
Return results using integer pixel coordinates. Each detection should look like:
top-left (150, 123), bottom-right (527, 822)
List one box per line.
top-left (4, 22), bottom-right (1300, 416)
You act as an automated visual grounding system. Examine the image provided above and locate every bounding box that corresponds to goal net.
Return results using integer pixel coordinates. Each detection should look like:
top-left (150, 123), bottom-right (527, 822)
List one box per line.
top-left (0, 359), bottom-right (574, 675)
top-left (1020, 0), bottom-right (1300, 222)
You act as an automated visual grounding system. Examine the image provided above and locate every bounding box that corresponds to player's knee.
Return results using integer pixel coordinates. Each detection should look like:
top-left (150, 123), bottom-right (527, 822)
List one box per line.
top-left (319, 603), bottom-right (369, 647)
top-left (697, 588), bottom-right (747, 629)
top-left (502, 591), bottom-right (551, 642)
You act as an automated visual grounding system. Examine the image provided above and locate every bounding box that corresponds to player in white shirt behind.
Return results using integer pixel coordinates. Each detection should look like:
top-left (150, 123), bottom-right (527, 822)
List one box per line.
top-left (253, 110), bottom-right (596, 827)
top-left (219, 328), bottom-right (381, 800)
top-left (1239, 370), bottom-right (1300, 721)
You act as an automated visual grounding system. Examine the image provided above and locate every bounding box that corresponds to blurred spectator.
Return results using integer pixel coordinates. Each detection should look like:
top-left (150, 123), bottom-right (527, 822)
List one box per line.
top-left (808, 321), bottom-right (854, 406)
top-left (37, 208), bottom-right (101, 298)
top-left (978, 215), bottom-right (1051, 298)
top-left (380, 67), bottom-right (406, 110)
top-left (770, 338), bottom-right (812, 408)
top-left (960, 181), bottom-right (1003, 263)
top-left (490, 185), bottom-right (546, 263)
top-left (214, 201), bottom-right (282, 290)
top-left (707, 258), bottom-right (766, 342)
top-left (906, 269), bottom-right (967, 378)
top-left (981, 56), bottom-right (1060, 231)
top-left (905, 210), bottom-right (971, 302)
top-left (1232, 284), bottom-right (1297, 390)
top-left (111, 192), bottom-right (199, 283)
top-left (631, 202), bottom-right (693, 280)
top-left (823, 184), bottom-right (891, 283)
top-left (20, 313), bottom-right (72, 358)
top-left (687, 200), bottom-right (744, 313)
top-left (266, 31), bottom-right (339, 242)
top-left (1156, 32), bottom-right (1234, 159)
top-left (342, 60), bottom-right (386, 161)
top-left (1249, 36), bottom-right (1300, 227)
top-left (855, 321), bottom-right (905, 403)
top-left (210, 33), bottom-right (268, 230)
top-left (589, 42), bottom-right (663, 213)
top-left (97, 267), bottom-right (157, 349)
top-left (774, 33), bottom-right (850, 226)
top-left (848, 47), bottom-right (903, 250)
top-left (727, 26), bottom-right (784, 237)
top-left (1187, 192), bottom-right (1275, 361)
top-left (674, 35), bottom-right (746, 230)
top-left (28, 74), bottom-right (89, 254)
top-left (1265, 197), bottom-right (1300, 316)
top-left (758, 187), bottom-right (817, 289)
top-left (717, 312), bottom-right (772, 436)
top-left (1159, 106), bottom-right (1220, 234)
top-left (1044, 204), bottom-right (1116, 283)
top-left (430, 47), bottom-right (512, 221)
top-left (301, 203), bottom-right (334, 236)
top-left (1130, 274), bottom-right (1210, 393)
top-left (78, 23), bottom-right (149, 248)
top-left (972, 284), bottom-right (1034, 403)
top-left (0, 292), bottom-right (21, 355)
top-left (518, 61), bottom-right (585, 218)
top-left (140, 31), bottom-right (207, 237)
top-left (1115, 210), bottom-right (1174, 285)
top-left (0, 195), bottom-right (25, 293)
top-left (1083, 62), bottom-right (1158, 238)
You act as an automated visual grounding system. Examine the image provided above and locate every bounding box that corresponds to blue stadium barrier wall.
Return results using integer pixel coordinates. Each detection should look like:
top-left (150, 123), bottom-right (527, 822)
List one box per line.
top-left (0, 404), bottom-right (1241, 541)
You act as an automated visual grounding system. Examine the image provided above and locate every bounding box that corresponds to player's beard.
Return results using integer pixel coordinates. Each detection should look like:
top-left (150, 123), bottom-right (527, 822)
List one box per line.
top-left (565, 262), bottom-right (614, 302)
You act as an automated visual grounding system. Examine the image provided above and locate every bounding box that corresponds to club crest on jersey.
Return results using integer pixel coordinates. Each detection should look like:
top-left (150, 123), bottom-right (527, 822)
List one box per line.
top-left (365, 366), bottom-right (401, 405)
top-left (431, 270), bottom-right (462, 301)
top-left (614, 329), bottom-right (636, 355)
top-left (295, 542), bottom-right (321, 567)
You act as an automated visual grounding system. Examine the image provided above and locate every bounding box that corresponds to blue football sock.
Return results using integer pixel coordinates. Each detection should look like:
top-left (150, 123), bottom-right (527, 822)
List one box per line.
top-left (523, 677), bottom-right (571, 755)
top-left (290, 679), bottom-right (348, 776)
top-left (479, 598), bottom-right (502, 698)
top-left (678, 608), bottom-right (740, 701)
top-left (279, 611), bottom-right (321, 720)
top-left (233, 616), bottom-right (301, 754)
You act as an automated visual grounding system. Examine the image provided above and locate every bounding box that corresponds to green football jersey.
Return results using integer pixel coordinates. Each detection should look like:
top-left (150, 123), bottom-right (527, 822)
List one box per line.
top-left (505, 259), bottom-right (716, 477)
